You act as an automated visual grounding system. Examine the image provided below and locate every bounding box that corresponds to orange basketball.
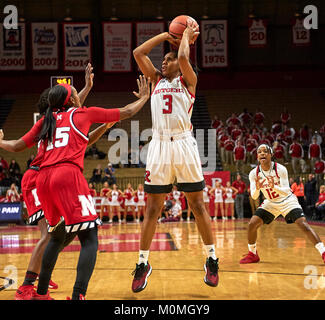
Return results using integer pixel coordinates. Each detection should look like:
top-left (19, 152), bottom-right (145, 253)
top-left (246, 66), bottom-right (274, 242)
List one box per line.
top-left (169, 15), bottom-right (199, 41)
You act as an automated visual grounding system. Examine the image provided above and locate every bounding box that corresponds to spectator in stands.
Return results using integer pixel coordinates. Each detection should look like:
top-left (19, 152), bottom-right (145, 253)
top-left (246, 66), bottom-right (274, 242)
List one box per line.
top-left (283, 124), bottom-right (295, 145)
top-left (26, 154), bottom-right (35, 169)
top-left (233, 140), bottom-right (246, 174)
top-left (8, 159), bottom-right (21, 185)
top-left (231, 124), bottom-right (243, 141)
top-left (232, 174), bottom-right (246, 219)
top-left (217, 130), bottom-right (228, 163)
top-left (289, 139), bottom-right (305, 174)
top-left (304, 174), bottom-right (318, 217)
top-left (0, 167), bottom-right (6, 184)
top-left (85, 143), bottom-right (106, 160)
top-left (291, 176), bottom-right (306, 213)
top-left (280, 107), bottom-right (291, 125)
top-left (273, 141), bottom-right (285, 164)
top-left (253, 108), bottom-right (265, 128)
top-left (299, 124), bottom-right (312, 148)
top-left (99, 182), bottom-right (111, 223)
top-left (289, 177), bottom-right (294, 187)
top-left (271, 120), bottom-right (282, 135)
top-left (165, 199), bottom-right (182, 222)
top-left (238, 108), bottom-right (253, 128)
top-left (309, 137), bottom-right (322, 173)
top-left (90, 164), bottom-right (103, 184)
top-left (251, 128), bottom-right (261, 143)
top-left (226, 113), bottom-right (241, 127)
top-left (0, 156), bottom-right (9, 171)
top-left (211, 114), bottom-right (222, 129)
top-left (88, 182), bottom-right (97, 207)
top-left (315, 185), bottom-right (325, 220)
top-left (314, 159), bottom-right (325, 189)
top-left (6, 183), bottom-right (20, 202)
top-left (224, 136), bottom-right (235, 165)
top-left (245, 134), bottom-right (258, 165)
top-left (312, 131), bottom-right (323, 146)
top-left (102, 163), bottom-right (116, 185)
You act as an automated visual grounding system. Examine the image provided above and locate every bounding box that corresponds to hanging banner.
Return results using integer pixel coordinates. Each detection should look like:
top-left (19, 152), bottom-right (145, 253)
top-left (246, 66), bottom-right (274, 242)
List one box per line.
top-left (31, 22), bottom-right (58, 70)
top-left (248, 19), bottom-right (267, 47)
top-left (0, 23), bottom-right (26, 70)
top-left (136, 22), bottom-right (165, 70)
top-left (201, 20), bottom-right (228, 68)
top-left (103, 22), bottom-right (132, 72)
top-left (292, 18), bottom-right (310, 46)
top-left (63, 22), bottom-right (91, 71)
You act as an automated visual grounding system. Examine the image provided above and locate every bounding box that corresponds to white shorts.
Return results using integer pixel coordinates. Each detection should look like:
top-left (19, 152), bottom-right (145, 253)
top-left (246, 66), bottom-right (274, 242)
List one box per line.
top-left (110, 200), bottom-right (120, 206)
top-left (137, 200), bottom-right (146, 206)
top-left (256, 194), bottom-right (304, 224)
top-left (225, 198), bottom-right (234, 203)
top-left (144, 131), bottom-right (205, 193)
top-left (125, 199), bottom-right (135, 207)
top-left (101, 197), bottom-right (110, 206)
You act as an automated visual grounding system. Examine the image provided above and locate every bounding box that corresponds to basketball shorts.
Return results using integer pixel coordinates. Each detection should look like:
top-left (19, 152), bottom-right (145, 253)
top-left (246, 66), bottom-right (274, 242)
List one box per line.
top-left (36, 163), bottom-right (101, 233)
top-left (144, 131), bottom-right (205, 193)
top-left (21, 168), bottom-right (44, 225)
top-left (255, 194), bottom-right (305, 224)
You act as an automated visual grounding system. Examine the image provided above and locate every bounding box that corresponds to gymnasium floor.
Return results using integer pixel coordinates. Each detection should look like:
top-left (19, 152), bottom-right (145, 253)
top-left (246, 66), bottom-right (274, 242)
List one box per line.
top-left (1, 218), bottom-right (325, 300)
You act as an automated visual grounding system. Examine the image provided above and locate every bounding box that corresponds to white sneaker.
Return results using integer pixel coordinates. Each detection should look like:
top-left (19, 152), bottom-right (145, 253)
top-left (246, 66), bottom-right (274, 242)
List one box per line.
top-left (119, 219), bottom-right (122, 224)
top-left (136, 219), bottom-right (140, 223)
top-left (108, 219), bottom-right (112, 224)
top-left (187, 217), bottom-right (190, 221)
top-left (232, 216), bottom-right (236, 220)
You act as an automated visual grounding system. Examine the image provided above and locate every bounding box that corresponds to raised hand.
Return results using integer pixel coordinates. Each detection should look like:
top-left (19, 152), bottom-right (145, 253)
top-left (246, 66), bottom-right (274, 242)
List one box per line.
top-left (183, 20), bottom-right (200, 45)
top-left (85, 63), bottom-right (94, 88)
top-left (133, 75), bottom-right (151, 101)
top-left (0, 129), bottom-right (4, 141)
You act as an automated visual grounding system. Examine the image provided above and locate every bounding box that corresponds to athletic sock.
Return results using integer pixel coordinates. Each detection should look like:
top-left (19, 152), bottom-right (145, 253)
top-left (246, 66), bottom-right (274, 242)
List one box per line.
top-left (315, 242), bottom-right (325, 255)
top-left (138, 250), bottom-right (149, 265)
top-left (205, 244), bottom-right (217, 260)
top-left (248, 243), bottom-right (257, 255)
top-left (22, 271), bottom-right (38, 286)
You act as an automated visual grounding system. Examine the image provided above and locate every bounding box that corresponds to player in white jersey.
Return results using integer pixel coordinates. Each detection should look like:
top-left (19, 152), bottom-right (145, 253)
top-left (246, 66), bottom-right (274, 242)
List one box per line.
top-left (240, 144), bottom-right (325, 264)
top-left (131, 22), bottom-right (219, 292)
top-left (209, 181), bottom-right (225, 220)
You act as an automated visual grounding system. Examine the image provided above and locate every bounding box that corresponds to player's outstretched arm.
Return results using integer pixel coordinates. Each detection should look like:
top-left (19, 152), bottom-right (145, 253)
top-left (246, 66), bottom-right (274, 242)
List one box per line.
top-left (88, 122), bottom-right (116, 146)
top-left (78, 63), bottom-right (94, 106)
top-left (0, 129), bottom-right (27, 152)
top-left (119, 75), bottom-right (151, 120)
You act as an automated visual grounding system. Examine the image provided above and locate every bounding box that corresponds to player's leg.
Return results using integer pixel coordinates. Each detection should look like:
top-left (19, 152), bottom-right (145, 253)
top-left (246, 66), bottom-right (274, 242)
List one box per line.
top-left (214, 203), bottom-right (218, 221)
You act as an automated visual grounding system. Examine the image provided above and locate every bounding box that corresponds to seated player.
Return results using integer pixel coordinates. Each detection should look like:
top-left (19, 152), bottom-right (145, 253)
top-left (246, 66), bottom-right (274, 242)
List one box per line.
top-left (240, 144), bottom-right (325, 264)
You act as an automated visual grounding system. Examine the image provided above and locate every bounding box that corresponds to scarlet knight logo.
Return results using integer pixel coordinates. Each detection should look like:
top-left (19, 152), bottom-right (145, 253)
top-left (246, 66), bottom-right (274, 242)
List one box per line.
top-left (204, 23), bottom-right (224, 46)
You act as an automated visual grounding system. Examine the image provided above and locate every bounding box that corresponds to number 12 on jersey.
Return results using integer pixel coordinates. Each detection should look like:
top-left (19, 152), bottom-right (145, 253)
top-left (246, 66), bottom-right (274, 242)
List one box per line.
top-left (162, 95), bottom-right (172, 114)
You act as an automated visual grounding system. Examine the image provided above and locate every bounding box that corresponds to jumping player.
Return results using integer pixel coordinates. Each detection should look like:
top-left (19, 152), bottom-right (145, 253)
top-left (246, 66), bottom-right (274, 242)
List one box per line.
top-left (131, 22), bottom-right (219, 292)
top-left (3, 75), bottom-right (150, 300)
top-left (240, 144), bottom-right (325, 264)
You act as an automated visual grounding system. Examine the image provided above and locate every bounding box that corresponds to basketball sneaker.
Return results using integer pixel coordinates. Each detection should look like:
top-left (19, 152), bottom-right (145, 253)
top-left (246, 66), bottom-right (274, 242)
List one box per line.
top-left (240, 251), bottom-right (260, 264)
top-left (30, 290), bottom-right (54, 300)
top-left (15, 285), bottom-right (34, 300)
top-left (131, 262), bottom-right (152, 293)
top-left (204, 257), bottom-right (219, 287)
top-left (36, 277), bottom-right (58, 290)
top-left (322, 252), bottom-right (325, 263)
top-left (66, 294), bottom-right (86, 300)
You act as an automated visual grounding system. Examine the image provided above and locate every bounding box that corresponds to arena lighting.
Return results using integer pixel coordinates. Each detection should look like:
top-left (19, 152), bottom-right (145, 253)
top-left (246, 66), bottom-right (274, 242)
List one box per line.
top-left (110, 7), bottom-right (118, 21)
top-left (201, 5), bottom-right (209, 19)
top-left (156, 5), bottom-right (164, 20)
top-left (64, 7), bottom-right (72, 21)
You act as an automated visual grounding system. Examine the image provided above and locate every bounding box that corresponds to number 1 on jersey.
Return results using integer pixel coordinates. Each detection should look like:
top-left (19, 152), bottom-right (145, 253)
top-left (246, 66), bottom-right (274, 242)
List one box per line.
top-left (162, 94), bottom-right (173, 114)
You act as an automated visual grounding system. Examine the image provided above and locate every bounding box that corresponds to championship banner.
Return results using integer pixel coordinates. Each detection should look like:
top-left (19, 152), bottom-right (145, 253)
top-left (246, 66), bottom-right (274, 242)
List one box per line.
top-left (136, 22), bottom-right (165, 70)
top-left (201, 20), bottom-right (228, 68)
top-left (292, 18), bottom-right (310, 46)
top-left (0, 23), bottom-right (26, 70)
top-left (63, 22), bottom-right (91, 71)
top-left (248, 19), bottom-right (267, 47)
top-left (103, 22), bottom-right (132, 72)
top-left (31, 22), bottom-right (58, 70)
top-left (204, 171), bottom-right (231, 217)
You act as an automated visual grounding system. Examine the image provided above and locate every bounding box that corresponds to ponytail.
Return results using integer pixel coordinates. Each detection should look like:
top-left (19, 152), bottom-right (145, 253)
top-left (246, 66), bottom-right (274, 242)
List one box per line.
top-left (37, 106), bottom-right (56, 142)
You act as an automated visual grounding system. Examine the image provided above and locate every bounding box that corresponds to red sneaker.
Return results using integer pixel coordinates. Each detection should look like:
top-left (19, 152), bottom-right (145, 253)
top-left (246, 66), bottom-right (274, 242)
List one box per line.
top-left (131, 262), bottom-right (152, 293)
top-left (30, 290), bottom-right (54, 300)
top-left (240, 251), bottom-right (260, 264)
top-left (66, 294), bottom-right (86, 300)
top-left (36, 277), bottom-right (58, 290)
top-left (15, 285), bottom-right (34, 300)
top-left (322, 252), bottom-right (325, 263)
top-left (204, 257), bottom-right (219, 287)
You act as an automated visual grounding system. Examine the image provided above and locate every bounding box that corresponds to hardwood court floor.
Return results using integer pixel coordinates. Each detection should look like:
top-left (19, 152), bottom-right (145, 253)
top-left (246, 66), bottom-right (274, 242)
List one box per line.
top-left (1, 218), bottom-right (325, 300)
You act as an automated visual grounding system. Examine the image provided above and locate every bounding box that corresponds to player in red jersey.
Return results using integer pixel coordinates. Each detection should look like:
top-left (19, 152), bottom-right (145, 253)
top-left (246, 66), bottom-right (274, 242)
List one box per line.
top-left (0, 65), bottom-right (119, 300)
top-left (1, 75), bottom-right (150, 300)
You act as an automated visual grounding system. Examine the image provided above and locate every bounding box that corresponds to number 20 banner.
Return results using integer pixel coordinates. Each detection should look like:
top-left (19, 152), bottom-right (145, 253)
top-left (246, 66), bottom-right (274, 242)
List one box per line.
top-left (32, 22), bottom-right (58, 70)
top-left (248, 19), bottom-right (267, 48)
top-left (63, 22), bottom-right (92, 71)
top-left (201, 20), bottom-right (228, 68)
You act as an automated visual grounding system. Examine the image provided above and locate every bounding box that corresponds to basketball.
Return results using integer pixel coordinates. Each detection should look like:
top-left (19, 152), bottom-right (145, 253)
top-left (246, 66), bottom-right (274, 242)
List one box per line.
top-left (169, 15), bottom-right (199, 41)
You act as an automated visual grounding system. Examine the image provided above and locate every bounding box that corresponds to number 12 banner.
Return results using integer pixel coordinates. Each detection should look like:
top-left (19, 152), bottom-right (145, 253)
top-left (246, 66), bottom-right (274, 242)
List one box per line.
top-left (248, 19), bottom-right (267, 48)
top-left (292, 18), bottom-right (310, 46)
top-left (63, 22), bottom-right (91, 71)
top-left (201, 20), bottom-right (228, 68)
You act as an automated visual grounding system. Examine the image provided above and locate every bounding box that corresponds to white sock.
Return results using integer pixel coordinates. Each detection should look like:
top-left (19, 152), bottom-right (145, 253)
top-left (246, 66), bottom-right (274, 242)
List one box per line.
top-left (138, 250), bottom-right (149, 265)
top-left (315, 242), bottom-right (325, 255)
top-left (205, 244), bottom-right (217, 260)
top-left (248, 243), bottom-right (257, 255)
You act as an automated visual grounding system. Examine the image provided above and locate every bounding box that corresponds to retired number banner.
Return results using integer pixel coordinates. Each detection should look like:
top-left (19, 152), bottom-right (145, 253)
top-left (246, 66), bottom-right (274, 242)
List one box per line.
top-left (248, 19), bottom-right (267, 47)
top-left (292, 18), bottom-right (310, 46)
top-left (201, 20), bottom-right (228, 68)
top-left (103, 22), bottom-right (132, 72)
top-left (32, 22), bottom-right (58, 70)
top-left (0, 23), bottom-right (26, 70)
top-left (136, 22), bottom-right (165, 70)
top-left (63, 22), bottom-right (91, 71)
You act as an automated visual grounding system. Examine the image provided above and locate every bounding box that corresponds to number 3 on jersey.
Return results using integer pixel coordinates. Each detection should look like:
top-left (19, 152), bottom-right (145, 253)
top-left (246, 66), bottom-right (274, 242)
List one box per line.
top-left (162, 95), bottom-right (172, 114)
top-left (46, 127), bottom-right (71, 151)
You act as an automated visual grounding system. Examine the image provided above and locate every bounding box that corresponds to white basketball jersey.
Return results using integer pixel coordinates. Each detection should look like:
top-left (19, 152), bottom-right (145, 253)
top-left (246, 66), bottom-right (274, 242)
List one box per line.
top-left (151, 76), bottom-right (195, 135)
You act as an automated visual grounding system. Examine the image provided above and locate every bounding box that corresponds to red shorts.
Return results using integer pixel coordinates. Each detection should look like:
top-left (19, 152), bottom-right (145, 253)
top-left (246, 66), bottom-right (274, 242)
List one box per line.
top-left (36, 163), bottom-right (100, 233)
top-left (21, 168), bottom-right (44, 225)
